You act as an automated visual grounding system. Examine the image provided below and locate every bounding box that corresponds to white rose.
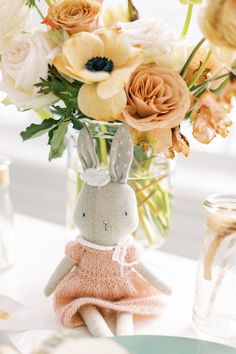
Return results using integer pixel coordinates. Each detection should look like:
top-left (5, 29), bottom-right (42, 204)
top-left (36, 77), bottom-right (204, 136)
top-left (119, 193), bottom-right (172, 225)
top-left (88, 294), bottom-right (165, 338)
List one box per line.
top-left (0, 31), bottom-right (58, 110)
top-left (120, 18), bottom-right (187, 71)
top-left (0, 0), bottom-right (32, 53)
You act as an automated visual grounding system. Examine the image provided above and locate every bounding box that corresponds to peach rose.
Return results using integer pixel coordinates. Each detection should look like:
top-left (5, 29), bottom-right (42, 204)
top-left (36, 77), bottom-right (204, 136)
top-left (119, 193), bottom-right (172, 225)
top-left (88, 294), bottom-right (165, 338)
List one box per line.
top-left (44, 0), bottom-right (101, 35)
top-left (122, 65), bottom-right (191, 151)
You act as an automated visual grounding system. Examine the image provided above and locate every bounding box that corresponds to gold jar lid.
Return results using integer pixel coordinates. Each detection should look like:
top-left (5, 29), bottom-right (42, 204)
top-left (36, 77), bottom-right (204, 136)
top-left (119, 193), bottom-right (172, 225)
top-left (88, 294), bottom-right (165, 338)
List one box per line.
top-left (0, 156), bottom-right (11, 187)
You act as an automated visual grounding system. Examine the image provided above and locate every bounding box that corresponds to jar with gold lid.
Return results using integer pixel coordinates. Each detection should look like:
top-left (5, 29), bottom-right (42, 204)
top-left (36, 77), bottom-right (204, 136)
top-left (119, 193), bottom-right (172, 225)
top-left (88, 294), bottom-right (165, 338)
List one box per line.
top-left (0, 156), bottom-right (14, 272)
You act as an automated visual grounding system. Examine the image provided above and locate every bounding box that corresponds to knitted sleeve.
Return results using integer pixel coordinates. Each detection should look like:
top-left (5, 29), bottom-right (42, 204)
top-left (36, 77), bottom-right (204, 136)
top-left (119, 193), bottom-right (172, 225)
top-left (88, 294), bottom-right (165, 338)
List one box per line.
top-left (65, 241), bottom-right (83, 263)
top-left (125, 242), bottom-right (142, 264)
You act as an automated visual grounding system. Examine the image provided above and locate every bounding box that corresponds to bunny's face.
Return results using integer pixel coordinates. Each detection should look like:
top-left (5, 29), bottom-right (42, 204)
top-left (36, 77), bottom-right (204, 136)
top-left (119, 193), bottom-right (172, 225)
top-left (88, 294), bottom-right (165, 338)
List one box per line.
top-left (74, 182), bottom-right (139, 246)
top-left (74, 123), bottom-right (139, 246)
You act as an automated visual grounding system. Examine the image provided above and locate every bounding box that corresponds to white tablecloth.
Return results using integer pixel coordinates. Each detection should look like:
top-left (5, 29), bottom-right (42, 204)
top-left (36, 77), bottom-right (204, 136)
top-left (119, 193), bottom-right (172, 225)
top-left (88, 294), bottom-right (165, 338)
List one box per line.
top-left (0, 214), bottom-right (198, 339)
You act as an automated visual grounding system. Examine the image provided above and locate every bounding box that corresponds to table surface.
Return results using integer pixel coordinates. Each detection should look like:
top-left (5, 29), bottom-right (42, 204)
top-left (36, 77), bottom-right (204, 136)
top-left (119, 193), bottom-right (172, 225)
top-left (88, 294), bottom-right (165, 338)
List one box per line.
top-left (0, 214), bottom-right (199, 341)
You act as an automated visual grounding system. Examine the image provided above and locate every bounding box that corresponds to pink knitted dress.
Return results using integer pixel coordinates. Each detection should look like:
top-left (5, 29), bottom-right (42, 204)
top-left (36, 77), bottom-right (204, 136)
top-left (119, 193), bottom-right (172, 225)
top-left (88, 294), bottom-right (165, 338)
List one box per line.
top-left (54, 236), bottom-right (163, 328)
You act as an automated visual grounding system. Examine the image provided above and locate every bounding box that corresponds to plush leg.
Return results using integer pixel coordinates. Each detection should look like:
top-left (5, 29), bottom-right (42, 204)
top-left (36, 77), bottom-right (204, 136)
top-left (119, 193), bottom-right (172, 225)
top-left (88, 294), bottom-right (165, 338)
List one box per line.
top-left (116, 312), bottom-right (134, 336)
top-left (80, 305), bottom-right (113, 337)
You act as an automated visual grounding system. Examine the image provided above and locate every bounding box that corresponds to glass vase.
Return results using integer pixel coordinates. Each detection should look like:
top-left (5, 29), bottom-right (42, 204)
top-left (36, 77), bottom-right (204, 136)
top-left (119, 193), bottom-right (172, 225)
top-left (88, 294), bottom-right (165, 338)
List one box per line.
top-left (66, 120), bottom-right (173, 248)
top-left (193, 194), bottom-right (236, 345)
top-left (0, 156), bottom-right (15, 272)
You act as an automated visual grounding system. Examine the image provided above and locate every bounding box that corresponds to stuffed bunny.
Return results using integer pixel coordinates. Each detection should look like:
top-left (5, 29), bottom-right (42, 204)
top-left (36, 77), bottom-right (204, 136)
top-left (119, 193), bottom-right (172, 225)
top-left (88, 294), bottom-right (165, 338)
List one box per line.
top-left (45, 124), bottom-right (172, 337)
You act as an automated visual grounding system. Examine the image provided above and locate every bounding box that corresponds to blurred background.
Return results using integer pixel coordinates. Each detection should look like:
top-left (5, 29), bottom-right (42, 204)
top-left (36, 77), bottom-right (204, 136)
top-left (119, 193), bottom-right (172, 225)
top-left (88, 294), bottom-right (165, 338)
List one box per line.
top-left (0, 0), bottom-right (235, 259)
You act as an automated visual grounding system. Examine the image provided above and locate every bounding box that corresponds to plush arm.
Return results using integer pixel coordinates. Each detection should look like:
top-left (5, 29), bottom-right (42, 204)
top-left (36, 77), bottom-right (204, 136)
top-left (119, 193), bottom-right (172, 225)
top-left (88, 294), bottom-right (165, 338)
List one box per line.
top-left (44, 256), bottom-right (75, 297)
top-left (134, 260), bottom-right (172, 295)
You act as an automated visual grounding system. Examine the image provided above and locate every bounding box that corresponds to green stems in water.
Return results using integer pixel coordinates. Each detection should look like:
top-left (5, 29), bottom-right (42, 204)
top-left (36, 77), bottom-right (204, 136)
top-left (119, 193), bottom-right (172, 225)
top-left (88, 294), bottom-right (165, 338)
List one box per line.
top-left (98, 138), bottom-right (109, 167)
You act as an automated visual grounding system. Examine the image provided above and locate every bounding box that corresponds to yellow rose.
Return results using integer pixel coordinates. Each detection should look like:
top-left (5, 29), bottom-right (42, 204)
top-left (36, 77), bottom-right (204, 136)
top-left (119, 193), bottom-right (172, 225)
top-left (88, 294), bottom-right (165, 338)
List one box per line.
top-left (53, 28), bottom-right (143, 121)
top-left (199, 0), bottom-right (236, 65)
top-left (44, 0), bottom-right (101, 35)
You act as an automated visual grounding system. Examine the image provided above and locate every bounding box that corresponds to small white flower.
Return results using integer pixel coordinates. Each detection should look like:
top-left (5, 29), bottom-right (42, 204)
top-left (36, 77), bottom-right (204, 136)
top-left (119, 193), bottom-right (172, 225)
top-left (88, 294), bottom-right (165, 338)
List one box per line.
top-left (120, 18), bottom-right (187, 71)
top-left (80, 168), bottom-right (111, 187)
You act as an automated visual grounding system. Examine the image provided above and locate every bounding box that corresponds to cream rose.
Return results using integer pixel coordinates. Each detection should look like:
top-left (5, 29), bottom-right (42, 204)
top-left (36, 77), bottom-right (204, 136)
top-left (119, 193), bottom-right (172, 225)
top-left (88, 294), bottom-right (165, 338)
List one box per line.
top-left (0, 0), bottom-right (31, 53)
top-left (199, 0), bottom-right (236, 67)
top-left (45, 0), bottom-right (101, 35)
top-left (120, 18), bottom-right (187, 71)
top-left (0, 31), bottom-right (58, 110)
top-left (122, 65), bottom-right (191, 151)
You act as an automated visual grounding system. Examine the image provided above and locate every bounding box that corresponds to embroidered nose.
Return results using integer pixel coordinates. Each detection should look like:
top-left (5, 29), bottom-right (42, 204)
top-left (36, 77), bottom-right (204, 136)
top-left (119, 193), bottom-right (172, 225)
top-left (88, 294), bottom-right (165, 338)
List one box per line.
top-left (103, 221), bottom-right (109, 231)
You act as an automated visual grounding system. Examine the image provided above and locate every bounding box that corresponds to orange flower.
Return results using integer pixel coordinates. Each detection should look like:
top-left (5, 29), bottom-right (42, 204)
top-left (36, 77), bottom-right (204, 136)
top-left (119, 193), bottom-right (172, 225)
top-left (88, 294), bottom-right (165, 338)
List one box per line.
top-left (130, 129), bottom-right (173, 153)
top-left (122, 64), bottom-right (191, 152)
top-left (165, 127), bottom-right (190, 159)
top-left (191, 92), bottom-right (232, 144)
top-left (222, 74), bottom-right (236, 105)
top-left (44, 0), bottom-right (101, 35)
top-left (184, 48), bottom-right (225, 88)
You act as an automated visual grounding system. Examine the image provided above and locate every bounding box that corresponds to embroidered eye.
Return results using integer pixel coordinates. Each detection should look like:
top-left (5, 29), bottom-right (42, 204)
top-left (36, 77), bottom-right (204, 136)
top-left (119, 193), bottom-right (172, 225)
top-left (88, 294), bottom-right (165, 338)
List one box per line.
top-left (125, 211), bottom-right (128, 216)
top-left (82, 212), bottom-right (86, 217)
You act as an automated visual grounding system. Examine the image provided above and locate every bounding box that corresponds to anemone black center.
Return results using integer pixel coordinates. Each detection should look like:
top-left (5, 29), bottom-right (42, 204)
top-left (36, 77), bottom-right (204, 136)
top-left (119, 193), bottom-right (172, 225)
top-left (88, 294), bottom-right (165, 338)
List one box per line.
top-left (86, 56), bottom-right (114, 73)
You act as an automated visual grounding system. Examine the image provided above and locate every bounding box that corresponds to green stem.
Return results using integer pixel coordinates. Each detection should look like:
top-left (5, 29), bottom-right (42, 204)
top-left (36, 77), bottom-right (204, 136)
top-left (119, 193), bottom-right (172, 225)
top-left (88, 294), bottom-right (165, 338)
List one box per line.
top-left (138, 208), bottom-right (156, 244)
top-left (98, 125), bottom-right (109, 167)
top-left (180, 38), bottom-right (205, 77)
top-left (211, 77), bottom-right (230, 95)
top-left (181, 4), bottom-right (194, 38)
top-left (188, 50), bottom-right (212, 89)
top-left (98, 138), bottom-right (108, 167)
top-left (194, 86), bottom-right (207, 98)
top-left (45, 0), bottom-right (52, 5)
top-left (34, 3), bottom-right (44, 18)
top-left (190, 73), bottom-right (230, 92)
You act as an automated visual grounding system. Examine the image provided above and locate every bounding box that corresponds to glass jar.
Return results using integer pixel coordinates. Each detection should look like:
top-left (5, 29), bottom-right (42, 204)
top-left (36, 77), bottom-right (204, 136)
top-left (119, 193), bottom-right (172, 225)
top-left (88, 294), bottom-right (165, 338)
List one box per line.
top-left (0, 156), bottom-right (15, 272)
top-left (193, 194), bottom-right (236, 345)
top-left (66, 120), bottom-right (174, 248)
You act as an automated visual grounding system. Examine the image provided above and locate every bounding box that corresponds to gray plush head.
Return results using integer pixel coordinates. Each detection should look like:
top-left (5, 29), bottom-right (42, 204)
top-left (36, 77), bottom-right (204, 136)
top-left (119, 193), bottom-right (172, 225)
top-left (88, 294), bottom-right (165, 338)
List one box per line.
top-left (74, 124), bottom-right (139, 246)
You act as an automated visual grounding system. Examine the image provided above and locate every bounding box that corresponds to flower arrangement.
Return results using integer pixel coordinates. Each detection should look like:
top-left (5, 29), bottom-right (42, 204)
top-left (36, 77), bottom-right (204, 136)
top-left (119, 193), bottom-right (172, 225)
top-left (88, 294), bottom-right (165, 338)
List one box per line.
top-left (1, 0), bottom-right (236, 245)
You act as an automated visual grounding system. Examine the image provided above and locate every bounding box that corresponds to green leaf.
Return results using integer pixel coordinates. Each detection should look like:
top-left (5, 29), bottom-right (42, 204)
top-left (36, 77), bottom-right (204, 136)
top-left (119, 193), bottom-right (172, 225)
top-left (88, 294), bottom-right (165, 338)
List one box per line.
top-left (36, 65), bottom-right (82, 110)
top-left (48, 121), bottom-right (69, 160)
top-left (20, 118), bottom-right (59, 141)
top-left (71, 117), bottom-right (84, 131)
top-left (1, 97), bottom-right (12, 106)
top-left (36, 107), bottom-right (52, 120)
top-left (25, 0), bottom-right (40, 7)
top-left (26, 0), bottom-right (36, 7)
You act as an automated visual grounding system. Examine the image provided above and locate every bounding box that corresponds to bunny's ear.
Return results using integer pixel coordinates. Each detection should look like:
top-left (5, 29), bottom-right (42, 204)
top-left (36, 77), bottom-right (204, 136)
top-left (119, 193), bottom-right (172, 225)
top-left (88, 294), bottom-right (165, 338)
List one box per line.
top-left (109, 124), bottom-right (133, 184)
top-left (77, 126), bottom-right (98, 171)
